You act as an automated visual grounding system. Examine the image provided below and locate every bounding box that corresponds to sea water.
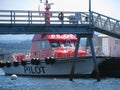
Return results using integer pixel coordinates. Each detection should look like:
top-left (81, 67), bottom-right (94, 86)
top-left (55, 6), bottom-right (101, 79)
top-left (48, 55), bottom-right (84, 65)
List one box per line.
top-left (0, 69), bottom-right (120, 90)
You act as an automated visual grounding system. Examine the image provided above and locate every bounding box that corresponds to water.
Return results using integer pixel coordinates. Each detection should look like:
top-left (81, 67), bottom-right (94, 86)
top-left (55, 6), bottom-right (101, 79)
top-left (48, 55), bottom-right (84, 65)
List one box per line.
top-left (0, 70), bottom-right (120, 90)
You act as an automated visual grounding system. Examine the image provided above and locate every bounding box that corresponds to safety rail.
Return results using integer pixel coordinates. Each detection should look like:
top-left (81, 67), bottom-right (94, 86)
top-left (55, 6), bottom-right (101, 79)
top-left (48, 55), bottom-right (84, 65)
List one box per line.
top-left (0, 10), bottom-right (89, 24)
top-left (91, 11), bottom-right (120, 34)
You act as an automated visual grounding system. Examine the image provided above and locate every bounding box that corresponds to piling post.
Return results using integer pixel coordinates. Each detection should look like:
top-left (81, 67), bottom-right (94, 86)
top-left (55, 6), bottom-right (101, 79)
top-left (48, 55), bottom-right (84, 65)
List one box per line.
top-left (88, 37), bottom-right (101, 81)
top-left (69, 34), bottom-right (81, 81)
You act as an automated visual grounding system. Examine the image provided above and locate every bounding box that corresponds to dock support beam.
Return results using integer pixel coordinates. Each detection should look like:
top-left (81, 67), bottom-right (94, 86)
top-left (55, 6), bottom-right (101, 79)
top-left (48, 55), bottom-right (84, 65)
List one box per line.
top-left (69, 34), bottom-right (81, 81)
top-left (88, 37), bottom-right (101, 81)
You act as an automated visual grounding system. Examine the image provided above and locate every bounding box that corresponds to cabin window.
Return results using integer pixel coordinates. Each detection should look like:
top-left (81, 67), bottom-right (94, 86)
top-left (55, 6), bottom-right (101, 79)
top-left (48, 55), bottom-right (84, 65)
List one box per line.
top-left (63, 42), bottom-right (72, 47)
top-left (37, 41), bottom-right (42, 49)
top-left (37, 41), bottom-right (50, 49)
top-left (72, 42), bottom-right (76, 46)
top-left (45, 41), bottom-right (50, 48)
top-left (51, 42), bottom-right (60, 48)
top-left (42, 41), bottom-right (45, 48)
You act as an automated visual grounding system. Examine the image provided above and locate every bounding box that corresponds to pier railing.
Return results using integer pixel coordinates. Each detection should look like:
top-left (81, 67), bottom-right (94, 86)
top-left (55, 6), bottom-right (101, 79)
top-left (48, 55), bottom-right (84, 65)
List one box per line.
top-left (0, 10), bottom-right (89, 24)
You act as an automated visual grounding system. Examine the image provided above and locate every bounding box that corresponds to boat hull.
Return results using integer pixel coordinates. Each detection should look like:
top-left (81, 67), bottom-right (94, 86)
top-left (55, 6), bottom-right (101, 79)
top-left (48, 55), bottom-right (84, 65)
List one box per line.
top-left (2, 57), bottom-right (106, 77)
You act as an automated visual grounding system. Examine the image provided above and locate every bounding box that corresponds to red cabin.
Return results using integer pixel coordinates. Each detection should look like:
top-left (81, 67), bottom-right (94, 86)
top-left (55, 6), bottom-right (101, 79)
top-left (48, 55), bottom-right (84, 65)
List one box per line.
top-left (31, 34), bottom-right (86, 59)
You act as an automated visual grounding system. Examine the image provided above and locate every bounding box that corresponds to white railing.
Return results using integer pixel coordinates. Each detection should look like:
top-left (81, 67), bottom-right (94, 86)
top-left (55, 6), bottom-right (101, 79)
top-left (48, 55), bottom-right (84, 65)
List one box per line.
top-left (0, 10), bottom-right (89, 24)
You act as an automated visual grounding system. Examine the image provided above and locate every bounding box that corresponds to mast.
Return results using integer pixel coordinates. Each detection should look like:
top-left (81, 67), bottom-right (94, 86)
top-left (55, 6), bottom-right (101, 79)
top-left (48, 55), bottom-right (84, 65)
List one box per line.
top-left (45, 0), bottom-right (50, 24)
top-left (89, 0), bottom-right (91, 12)
top-left (89, 0), bottom-right (92, 25)
top-left (39, 0), bottom-right (54, 24)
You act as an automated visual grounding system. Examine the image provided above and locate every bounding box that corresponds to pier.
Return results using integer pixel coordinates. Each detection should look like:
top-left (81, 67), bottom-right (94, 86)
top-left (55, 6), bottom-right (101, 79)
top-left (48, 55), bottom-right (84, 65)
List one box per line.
top-left (0, 10), bottom-right (120, 38)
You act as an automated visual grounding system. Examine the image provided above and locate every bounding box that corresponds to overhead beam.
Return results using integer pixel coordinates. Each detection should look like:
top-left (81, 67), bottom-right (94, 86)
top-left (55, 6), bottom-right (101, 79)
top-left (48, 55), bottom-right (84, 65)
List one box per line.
top-left (0, 24), bottom-right (92, 35)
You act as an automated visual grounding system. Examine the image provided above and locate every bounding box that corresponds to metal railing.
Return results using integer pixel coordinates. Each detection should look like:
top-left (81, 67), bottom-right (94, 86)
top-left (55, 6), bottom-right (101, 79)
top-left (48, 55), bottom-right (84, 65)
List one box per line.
top-left (91, 11), bottom-right (120, 34)
top-left (0, 10), bottom-right (89, 24)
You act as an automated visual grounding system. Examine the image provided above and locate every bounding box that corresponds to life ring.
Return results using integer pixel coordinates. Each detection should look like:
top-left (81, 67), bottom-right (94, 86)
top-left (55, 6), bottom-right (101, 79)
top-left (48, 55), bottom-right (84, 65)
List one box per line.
top-left (58, 12), bottom-right (64, 21)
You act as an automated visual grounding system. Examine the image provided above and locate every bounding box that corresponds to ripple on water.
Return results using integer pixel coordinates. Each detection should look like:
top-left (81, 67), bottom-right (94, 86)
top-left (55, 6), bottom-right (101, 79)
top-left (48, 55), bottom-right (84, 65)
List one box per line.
top-left (0, 72), bottom-right (120, 90)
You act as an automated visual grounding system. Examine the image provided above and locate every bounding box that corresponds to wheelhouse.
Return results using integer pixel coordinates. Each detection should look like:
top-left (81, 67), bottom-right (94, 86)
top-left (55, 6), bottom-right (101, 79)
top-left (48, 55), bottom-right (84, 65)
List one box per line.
top-left (31, 34), bottom-right (86, 59)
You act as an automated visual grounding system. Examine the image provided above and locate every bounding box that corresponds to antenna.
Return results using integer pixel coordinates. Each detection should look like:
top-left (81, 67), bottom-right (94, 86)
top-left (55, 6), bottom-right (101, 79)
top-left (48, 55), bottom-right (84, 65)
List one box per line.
top-left (38, 0), bottom-right (54, 11)
top-left (38, 0), bottom-right (54, 24)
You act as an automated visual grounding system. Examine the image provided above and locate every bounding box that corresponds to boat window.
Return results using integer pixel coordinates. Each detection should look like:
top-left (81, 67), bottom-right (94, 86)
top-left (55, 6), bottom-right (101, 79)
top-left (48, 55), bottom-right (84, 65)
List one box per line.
top-left (37, 41), bottom-right (45, 49)
top-left (45, 41), bottom-right (50, 48)
top-left (51, 42), bottom-right (60, 48)
top-left (37, 41), bottom-right (50, 49)
top-left (37, 41), bottom-right (41, 48)
top-left (63, 42), bottom-right (72, 47)
top-left (71, 42), bottom-right (76, 46)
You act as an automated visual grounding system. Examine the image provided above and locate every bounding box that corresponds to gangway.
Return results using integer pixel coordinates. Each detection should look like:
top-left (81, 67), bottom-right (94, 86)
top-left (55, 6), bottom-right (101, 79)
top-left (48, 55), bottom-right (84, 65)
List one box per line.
top-left (91, 11), bottom-right (120, 39)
